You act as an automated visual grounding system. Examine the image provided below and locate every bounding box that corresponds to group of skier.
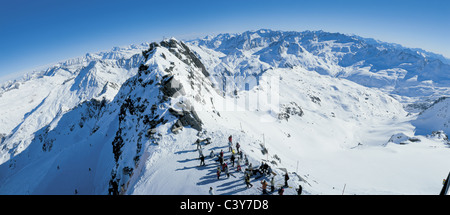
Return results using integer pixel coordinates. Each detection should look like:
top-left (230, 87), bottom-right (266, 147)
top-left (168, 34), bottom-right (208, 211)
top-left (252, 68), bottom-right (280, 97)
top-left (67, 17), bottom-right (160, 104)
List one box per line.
top-left (260, 178), bottom-right (287, 195)
top-left (198, 134), bottom-right (303, 195)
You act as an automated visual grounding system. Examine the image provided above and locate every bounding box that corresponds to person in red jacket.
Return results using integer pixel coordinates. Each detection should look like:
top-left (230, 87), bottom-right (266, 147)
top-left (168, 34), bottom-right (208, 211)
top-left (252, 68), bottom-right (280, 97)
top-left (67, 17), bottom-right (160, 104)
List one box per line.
top-left (228, 135), bottom-right (232, 143)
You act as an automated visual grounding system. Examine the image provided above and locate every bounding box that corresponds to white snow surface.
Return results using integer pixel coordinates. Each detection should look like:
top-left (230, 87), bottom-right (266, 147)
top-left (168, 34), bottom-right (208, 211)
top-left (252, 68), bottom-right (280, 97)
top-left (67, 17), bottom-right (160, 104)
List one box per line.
top-left (0, 30), bottom-right (449, 195)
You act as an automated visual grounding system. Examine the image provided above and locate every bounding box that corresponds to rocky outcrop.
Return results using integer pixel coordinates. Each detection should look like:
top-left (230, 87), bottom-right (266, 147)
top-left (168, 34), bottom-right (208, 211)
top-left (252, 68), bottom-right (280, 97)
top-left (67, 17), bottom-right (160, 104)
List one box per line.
top-left (278, 102), bottom-right (304, 121)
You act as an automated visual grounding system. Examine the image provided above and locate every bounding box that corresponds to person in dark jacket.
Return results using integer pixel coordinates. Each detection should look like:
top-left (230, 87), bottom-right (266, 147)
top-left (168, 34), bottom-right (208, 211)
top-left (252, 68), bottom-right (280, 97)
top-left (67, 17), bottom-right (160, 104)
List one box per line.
top-left (218, 156), bottom-right (224, 165)
top-left (200, 155), bottom-right (205, 166)
top-left (284, 172), bottom-right (289, 187)
top-left (230, 154), bottom-right (235, 167)
top-left (278, 187), bottom-right (284, 195)
top-left (245, 174), bottom-right (253, 188)
top-left (296, 184), bottom-right (303, 195)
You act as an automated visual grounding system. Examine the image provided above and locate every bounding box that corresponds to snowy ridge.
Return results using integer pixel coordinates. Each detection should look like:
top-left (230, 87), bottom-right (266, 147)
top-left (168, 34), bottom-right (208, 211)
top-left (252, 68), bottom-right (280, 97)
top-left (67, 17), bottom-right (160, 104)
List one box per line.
top-left (0, 45), bottom-right (145, 164)
top-left (190, 29), bottom-right (450, 106)
top-left (0, 30), bottom-right (449, 195)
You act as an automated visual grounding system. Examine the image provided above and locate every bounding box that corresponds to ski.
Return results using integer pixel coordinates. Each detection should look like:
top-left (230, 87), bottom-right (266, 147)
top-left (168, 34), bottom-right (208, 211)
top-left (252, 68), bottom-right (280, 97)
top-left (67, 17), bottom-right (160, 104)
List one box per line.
top-left (277, 184), bottom-right (292, 188)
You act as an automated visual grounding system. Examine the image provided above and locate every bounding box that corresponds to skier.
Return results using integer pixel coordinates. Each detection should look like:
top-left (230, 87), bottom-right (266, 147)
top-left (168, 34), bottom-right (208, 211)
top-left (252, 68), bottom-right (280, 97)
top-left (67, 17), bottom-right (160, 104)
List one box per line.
top-left (228, 135), bottom-right (232, 144)
top-left (248, 163), bottom-right (253, 176)
top-left (245, 174), bottom-right (253, 188)
top-left (220, 150), bottom-right (224, 158)
top-left (278, 187), bottom-right (284, 195)
top-left (228, 140), bottom-right (233, 152)
top-left (209, 187), bottom-right (215, 195)
top-left (244, 168), bottom-right (251, 178)
top-left (210, 150), bottom-right (215, 158)
top-left (218, 155), bottom-right (224, 165)
top-left (296, 184), bottom-right (303, 195)
top-left (224, 163), bottom-right (230, 178)
top-left (196, 139), bottom-right (201, 150)
top-left (236, 156), bottom-right (242, 171)
top-left (236, 142), bottom-right (240, 153)
top-left (217, 167), bottom-right (221, 180)
top-left (200, 154), bottom-right (205, 166)
top-left (270, 177), bottom-right (275, 193)
top-left (198, 148), bottom-right (204, 158)
top-left (230, 153), bottom-right (235, 167)
top-left (284, 172), bottom-right (290, 187)
top-left (261, 180), bottom-right (268, 195)
top-left (244, 154), bottom-right (249, 166)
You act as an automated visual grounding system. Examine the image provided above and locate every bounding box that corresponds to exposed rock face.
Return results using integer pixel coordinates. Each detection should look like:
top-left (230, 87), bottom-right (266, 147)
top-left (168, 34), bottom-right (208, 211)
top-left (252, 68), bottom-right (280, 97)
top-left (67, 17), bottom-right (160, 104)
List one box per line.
top-left (278, 102), bottom-right (304, 121)
top-left (169, 106), bottom-right (203, 132)
top-left (161, 75), bottom-right (185, 99)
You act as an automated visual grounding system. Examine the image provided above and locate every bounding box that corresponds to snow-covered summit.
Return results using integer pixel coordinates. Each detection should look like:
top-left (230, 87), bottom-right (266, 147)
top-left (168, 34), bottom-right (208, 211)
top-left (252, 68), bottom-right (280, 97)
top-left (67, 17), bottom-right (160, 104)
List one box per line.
top-left (190, 29), bottom-right (450, 104)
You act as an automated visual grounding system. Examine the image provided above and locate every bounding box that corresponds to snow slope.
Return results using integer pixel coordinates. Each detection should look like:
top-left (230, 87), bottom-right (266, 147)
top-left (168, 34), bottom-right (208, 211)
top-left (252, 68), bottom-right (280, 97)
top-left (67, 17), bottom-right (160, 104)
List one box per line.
top-left (413, 97), bottom-right (450, 135)
top-left (0, 44), bottom-right (146, 164)
top-left (0, 30), bottom-right (449, 195)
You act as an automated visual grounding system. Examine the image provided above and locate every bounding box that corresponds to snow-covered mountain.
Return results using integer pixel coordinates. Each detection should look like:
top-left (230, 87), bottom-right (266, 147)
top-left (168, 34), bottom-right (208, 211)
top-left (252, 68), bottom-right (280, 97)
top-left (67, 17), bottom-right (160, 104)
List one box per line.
top-left (0, 30), bottom-right (449, 195)
top-left (0, 44), bottom-right (147, 163)
top-left (190, 29), bottom-right (450, 109)
top-left (413, 97), bottom-right (450, 135)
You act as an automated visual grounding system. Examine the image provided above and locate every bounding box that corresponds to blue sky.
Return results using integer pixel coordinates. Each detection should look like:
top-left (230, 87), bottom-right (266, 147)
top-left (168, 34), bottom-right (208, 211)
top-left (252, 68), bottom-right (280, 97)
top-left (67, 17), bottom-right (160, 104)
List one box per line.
top-left (0, 0), bottom-right (449, 81)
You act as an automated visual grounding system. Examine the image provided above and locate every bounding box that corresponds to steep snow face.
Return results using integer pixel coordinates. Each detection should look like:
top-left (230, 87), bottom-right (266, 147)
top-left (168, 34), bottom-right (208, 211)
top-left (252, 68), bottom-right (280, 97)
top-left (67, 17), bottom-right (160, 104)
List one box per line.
top-left (413, 97), bottom-right (450, 135)
top-left (0, 46), bottom-right (145, 164)
top-left (189, 29), bottom-right (450, 106)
